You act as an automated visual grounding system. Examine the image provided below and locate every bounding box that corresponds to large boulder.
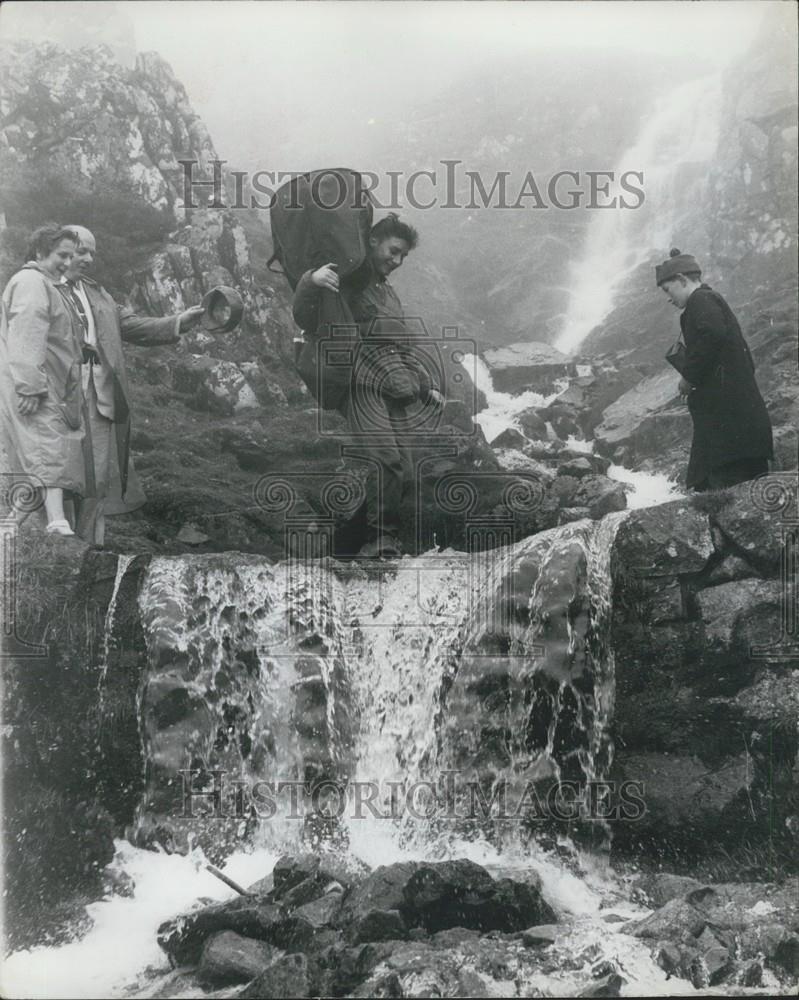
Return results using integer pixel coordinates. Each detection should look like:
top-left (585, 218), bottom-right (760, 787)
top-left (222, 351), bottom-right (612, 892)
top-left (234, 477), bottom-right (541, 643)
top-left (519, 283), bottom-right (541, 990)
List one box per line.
top-left (593, 369), bottom-right (680, 456)
top-left (483, 341), bottom-right (576, 394)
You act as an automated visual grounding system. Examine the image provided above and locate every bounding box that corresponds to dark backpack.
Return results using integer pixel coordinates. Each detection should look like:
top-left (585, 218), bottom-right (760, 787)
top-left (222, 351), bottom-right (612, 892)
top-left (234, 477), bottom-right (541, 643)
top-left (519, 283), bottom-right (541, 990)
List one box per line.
top-left (268, 168), bottom-right (374, 290)
top-left (269, 168), bottom-right (374, 411)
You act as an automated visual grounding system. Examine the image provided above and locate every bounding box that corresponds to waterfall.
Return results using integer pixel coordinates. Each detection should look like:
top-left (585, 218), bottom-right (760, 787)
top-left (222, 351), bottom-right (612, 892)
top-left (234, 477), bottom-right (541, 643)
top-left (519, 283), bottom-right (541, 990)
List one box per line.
top-left (119, 508), bottom-right (629, 866)
top-left (554, 73), bottom-right (723, 355)
top-left (98, 553), bottom-right (136, 696)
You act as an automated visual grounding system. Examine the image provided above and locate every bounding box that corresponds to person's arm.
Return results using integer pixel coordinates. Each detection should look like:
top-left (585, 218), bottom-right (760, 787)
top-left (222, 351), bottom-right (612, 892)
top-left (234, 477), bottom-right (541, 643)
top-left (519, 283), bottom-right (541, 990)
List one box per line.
top-left (118, 303), bottom-right (203, 345)
top-left (292, 264), bottom-right (339, 333)
top-left (680, 294), bottom-right (727, 388)
top-left (5, 271), bottom-right (51, 399)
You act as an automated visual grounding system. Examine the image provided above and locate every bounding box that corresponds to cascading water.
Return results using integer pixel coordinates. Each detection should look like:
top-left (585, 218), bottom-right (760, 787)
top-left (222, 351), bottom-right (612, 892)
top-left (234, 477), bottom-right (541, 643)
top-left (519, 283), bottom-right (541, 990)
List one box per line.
top-left (465, 352), bottom-right (566, 443)
top-left (6, 513), bottom-right (686, 999)
top-left (554, 73), bottom-right (723, 355)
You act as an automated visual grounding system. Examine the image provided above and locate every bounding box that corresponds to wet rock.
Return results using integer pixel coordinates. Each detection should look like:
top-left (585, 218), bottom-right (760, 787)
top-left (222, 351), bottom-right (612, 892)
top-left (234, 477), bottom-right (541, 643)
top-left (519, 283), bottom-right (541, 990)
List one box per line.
top-left (741, 959), bottom-right (764, 987)
top-left (632, 873), bottom-right (707, 908)
top-left (695, 578), bottom-right (785, 666)
top-left (292, 892), bottom-right (343, 930)
top-left (175, 521), bottom-right (210, 545)
top-left (520, 923), bottom-right (558, 946)
top-left (549, 474), bottom-right (580, 507)
top-left (237, 952), bottom-right (309, 999)
top-left (701, 553), bottom-right (760, 586)
top-left (339, 862), bottom-right (423, 931)
top-left (495, 448), bottom-right (555, 476)
top-left (352, 908), bottom-right (408, 944)
top-left (741, 923), bottom-right (799, 976)
top-left (578, 972), bottom-right (626, 997)
top-left (557, 457), bottom-right (594, 479)
top-left (627, 897), bottom-right (708, 942)
top-left (572, 475), bottom-right (627, 519)
top-left (558, 506), bottom-right (591, 525)
top-left (712, 479), bottom-right (795, 574)
top-left (613, 500), bottom-right (713, 576)
top-left (517, 407), bottom-right (549, 440)
top-left (490, 427), bottom-right (528, 450)
top-left (197, 930), bottom-right (279, 986)
top-left (157, 897), bottom-right (282, 965)
top-left (483, 342), bottom-right (575, 394)
top-left (523, 439), bottom-right (569, 461)
top-left (655, 941), bottom-right (682, 976)
top-left (400, 859), bottom-right (556, 933)
top-left (545, 403), bottom-right (582, 440)
top-left (593, 369), bottom-right (680, 454)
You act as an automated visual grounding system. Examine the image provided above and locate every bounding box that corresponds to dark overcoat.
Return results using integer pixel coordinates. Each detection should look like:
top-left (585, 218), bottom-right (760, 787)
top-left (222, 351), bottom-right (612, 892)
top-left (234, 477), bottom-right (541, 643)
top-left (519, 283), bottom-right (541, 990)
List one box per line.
top-left (679, 285), bottom-right (773, 488)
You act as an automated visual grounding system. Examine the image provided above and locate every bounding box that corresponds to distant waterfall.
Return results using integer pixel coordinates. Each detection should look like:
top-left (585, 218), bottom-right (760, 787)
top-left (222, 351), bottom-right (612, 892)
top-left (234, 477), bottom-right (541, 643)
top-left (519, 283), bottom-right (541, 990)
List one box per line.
top-left (554, 73), bottom-right (723, 355)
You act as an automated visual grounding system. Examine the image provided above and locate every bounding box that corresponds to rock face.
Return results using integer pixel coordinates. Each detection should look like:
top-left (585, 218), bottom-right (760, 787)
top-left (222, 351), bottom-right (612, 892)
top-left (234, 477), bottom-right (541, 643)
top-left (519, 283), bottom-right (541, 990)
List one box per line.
top-left (609, 481), bottom-right (799, 855)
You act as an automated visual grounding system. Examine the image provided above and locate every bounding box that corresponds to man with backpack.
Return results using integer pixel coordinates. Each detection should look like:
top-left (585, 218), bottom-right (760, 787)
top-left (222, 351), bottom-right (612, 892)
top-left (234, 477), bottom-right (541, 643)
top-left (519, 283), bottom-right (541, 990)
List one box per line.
top-left (292, 212), bottom-right (443, 558)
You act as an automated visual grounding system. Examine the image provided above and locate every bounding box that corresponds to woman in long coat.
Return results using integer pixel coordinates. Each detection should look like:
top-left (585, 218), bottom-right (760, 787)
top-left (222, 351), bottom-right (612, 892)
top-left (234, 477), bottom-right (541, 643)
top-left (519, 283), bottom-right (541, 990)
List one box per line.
top-left (656, 249), bottom-right (773, 491)
top-left (0, 224), bottom-right (86, 533)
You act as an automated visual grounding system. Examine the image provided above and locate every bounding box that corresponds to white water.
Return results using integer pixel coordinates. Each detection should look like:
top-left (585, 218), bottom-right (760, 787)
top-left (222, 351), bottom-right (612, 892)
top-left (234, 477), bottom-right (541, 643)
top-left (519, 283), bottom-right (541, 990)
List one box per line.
top-left (1, 842), bottom-right (280, 999)
top-left (465, 352), bottom-right (566, 443)
top-left (607, 463), bottom-right (684, 509)
top-left (554, 73), bottom-right (723, 355)
top-left (467, 352), bottom-right (684, 507)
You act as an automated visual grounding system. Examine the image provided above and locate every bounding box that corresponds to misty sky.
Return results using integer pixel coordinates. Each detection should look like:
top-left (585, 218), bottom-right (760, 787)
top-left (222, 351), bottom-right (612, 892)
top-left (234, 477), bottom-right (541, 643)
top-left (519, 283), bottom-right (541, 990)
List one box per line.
top-left (1, 1), bottom-right (782, 172)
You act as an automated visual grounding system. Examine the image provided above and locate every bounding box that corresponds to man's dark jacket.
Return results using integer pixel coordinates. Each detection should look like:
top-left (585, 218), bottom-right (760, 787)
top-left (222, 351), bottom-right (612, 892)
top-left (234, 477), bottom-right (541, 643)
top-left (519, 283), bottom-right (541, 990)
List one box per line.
top-left (292, 266), bottom-right (438, 411)
top-left (679, 285), bottom-right (772, 488)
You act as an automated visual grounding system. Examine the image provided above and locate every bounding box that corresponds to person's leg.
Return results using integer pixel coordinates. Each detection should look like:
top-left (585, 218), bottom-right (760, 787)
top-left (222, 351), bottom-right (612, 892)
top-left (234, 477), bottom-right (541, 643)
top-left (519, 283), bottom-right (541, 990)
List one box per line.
top-left (43, 486), bottom-right (72, 532)
top-left (76, 379), bottom-right (113, 546)
top-left (343, 389), bottom-right (404, 550)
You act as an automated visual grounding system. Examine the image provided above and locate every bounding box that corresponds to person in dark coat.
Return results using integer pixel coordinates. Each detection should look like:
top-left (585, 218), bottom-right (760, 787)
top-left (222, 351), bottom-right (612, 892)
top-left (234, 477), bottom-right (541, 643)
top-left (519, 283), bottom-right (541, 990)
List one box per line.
top-left (656, 248), bottom-right (773, 491)
top-left (293, 213), bottom-right (443, 557)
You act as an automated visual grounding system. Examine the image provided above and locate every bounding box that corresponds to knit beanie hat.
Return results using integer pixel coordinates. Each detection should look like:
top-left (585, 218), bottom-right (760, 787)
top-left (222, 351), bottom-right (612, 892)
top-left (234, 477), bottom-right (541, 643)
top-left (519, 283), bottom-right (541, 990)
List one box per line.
top-left (655, 248), bottom-right (702, 287)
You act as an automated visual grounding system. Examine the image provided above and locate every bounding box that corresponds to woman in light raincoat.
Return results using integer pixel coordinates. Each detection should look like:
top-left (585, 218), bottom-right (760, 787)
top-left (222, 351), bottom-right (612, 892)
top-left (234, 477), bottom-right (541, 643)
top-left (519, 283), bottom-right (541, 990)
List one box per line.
top-left (0, 224), bottom-right (86, 534)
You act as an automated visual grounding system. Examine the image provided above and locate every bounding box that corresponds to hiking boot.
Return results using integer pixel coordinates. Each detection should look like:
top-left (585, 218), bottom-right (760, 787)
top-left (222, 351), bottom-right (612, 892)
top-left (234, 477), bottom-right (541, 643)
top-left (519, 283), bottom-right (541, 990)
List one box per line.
top-left (357, 534), bottom-right (403, 559)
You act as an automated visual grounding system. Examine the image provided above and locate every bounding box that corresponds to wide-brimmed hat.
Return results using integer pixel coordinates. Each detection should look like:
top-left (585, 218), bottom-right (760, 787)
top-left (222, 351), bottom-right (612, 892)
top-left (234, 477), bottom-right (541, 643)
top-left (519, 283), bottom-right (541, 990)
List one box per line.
top-left (655, 248), bottom-right (702, 287)
top-left (201, 285), bottom-right (244, 333)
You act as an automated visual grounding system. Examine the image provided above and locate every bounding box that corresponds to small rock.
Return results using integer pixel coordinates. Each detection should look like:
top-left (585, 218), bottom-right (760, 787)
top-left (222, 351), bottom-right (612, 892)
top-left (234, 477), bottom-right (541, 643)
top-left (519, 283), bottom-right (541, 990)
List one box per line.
top-left (198, 930), bottom-right (278, 986)
top-left (557, 457), bottom-right (594, 479)
top-left (578, 972), bottom-right (626, 997)
top-left (655, 941), bottom-right (682, 976)
top-left (352, 908), bottom-right (407, 944)
top-left (518, 408), bottom-right (549, 440)
top-left (292, 892), bottom-right (343, 930)
top-left (520, 924), bottom-right (558, 947)
top-left (490, 427), bottom-right (528, 450)
top-left (176, 522), bottom-right (210, 545)
top-left (741, 959), bottom-right (763, 987)
top-left (237, 952), bottom-right (309, 999)
top-left (572, 475), bottom-right (627, 519)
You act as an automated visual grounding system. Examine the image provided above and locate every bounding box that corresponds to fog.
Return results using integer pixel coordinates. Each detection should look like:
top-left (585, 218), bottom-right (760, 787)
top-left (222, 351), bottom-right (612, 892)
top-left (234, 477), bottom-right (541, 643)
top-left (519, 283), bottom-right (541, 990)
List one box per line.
top-left (0, 1), bottom-right (775, 171)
